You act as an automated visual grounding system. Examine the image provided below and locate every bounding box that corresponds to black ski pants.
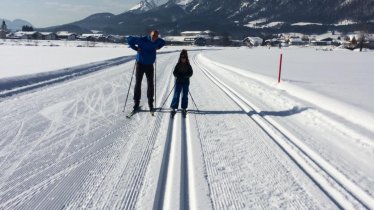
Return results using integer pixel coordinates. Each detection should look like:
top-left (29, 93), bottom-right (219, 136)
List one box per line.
top-left (133, 63), bottom-right (154, 107)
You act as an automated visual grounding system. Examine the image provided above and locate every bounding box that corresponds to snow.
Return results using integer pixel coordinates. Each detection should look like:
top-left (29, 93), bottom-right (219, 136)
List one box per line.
top-left (129, 3), bottom-right (143, 11)
top-left (245, 19), bottom-right (284, 28)
top-left (0, 42), bottom-right (373, 209)
top-left (176, 0), bottom-right (193, 6)
top-left (335, 19), bottom-right (357, 26)
top-left (0, 41), bottom-right (129, 78)
top-left (201, 47), bottom-right (374, 115)
top-left (291, 22), bottom-right (323, 26)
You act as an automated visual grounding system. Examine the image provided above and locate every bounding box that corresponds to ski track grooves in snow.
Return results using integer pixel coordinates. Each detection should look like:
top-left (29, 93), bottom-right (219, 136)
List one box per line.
top-left (153, 113), bottom-right (197, 210)
top-left (0, 56), bottom-right (134, 99)
top-left (194, 55), bottom-right (374, 210)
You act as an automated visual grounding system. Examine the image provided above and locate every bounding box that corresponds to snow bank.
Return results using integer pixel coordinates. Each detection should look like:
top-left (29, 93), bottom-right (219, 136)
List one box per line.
top-left (198, 49), bottom-right (374, 132)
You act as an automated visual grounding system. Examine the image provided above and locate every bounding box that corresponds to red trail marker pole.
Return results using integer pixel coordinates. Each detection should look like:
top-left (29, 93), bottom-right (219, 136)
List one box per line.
top-left (278, 53), bottom-right (283, 83)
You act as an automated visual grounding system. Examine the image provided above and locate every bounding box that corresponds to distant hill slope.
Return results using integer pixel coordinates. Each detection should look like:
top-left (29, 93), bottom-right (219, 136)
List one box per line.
top-left (1, 19), bottom-right (33, 31)
top-left (39, 0), bottom-right (374, 36)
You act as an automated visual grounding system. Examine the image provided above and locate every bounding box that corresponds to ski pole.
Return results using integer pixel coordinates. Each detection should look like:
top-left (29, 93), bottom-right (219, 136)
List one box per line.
top-left (189, 91), bottom-right (199, 112)
top-left (159, 83), bottom-right (176, 111)
top-left (154, 59), bottom-right (157, 107)
top-left (123, 61), bottom-right (137, 112)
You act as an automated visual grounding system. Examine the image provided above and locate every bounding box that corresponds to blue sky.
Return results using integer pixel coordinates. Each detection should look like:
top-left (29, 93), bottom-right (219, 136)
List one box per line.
top-left (0, 0), bottom-right (140, 27)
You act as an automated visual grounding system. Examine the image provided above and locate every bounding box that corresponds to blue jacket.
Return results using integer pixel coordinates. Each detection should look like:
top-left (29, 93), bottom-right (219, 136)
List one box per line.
top-left (127, 35), bottom-right (165, 65)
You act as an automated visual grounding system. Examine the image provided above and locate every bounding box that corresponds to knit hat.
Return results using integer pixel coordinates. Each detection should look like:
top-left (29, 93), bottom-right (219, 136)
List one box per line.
top-left (180, 49), bottom-right (188, 56)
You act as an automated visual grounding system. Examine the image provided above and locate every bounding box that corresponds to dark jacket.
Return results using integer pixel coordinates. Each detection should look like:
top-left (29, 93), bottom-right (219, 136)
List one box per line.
top-left (127, 35), bottom-right (165, 65)
top-left (173, 63), bottom-right (193, 84)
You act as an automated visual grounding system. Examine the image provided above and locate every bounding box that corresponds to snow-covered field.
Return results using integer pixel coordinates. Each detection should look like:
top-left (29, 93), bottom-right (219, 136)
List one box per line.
top-left (0, 41), bottom-right (373, 209)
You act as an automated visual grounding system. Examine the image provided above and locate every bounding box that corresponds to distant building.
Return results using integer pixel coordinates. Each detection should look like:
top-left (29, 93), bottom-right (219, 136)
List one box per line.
top-left (288, 36), bottom-right (305, 45)
top-left (57, 31), bottom-right (77, 40)
top-left (0, 30), bottom-right (6, 39)
top-left (1, 20), bottom-right (7, 31)
top-left (0, 20), bottom-right (8, 38)
top-left (81, 34), bottom-right (103, 39)
top-left (164, 36), bottom-right (193, 45)
top-left (40, 32), bottom-right (58, 40)
top-left (107, 35), bottom-right (125, 43)
top-left (14, 31), bottom-right (42, 40)
top-left (164, 30), bottom-right (215, 46)
top-left (243, 37), bottom-right (263, 47)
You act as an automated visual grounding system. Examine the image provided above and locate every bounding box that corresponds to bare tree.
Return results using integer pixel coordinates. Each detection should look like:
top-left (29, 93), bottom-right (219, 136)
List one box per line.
top-left (357, 31), bottom-right (368, 52)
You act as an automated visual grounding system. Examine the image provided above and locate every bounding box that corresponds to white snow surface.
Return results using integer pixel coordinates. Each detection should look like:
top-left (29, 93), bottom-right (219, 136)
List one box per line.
top-left (0, 41), bottom-right (129, 78)
top-left (0, 43), bottom-right (373, 209)
top-left (201, 47), bottom-right (374, 119)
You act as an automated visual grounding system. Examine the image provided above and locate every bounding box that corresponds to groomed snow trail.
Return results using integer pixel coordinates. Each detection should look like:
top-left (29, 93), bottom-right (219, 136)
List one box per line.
top-left (0, 49), bottom-right (373, 209)
top-left (194, 55), bottom-right (374, 209)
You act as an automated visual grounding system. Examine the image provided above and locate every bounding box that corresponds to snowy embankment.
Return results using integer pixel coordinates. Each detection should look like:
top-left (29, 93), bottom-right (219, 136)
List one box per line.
top-left (200, 47), bottom-right (374, 134)
top-left (0, 42), bottom-right (195, 98)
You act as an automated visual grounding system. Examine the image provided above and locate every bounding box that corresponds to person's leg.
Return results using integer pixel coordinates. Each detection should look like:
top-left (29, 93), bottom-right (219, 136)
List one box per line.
top-left (170, 84), bottom-right (182, 109)
top-left (133, 64), bottom-right (144, 108)
top-left (181, 83), bottom-right (189, 109)
top-left (145, 65), bottom-right (155, 108)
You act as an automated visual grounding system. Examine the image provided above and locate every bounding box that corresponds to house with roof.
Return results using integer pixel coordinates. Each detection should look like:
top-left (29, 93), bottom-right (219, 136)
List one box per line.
top-left (164, 30), bottom-right (213, 46)
top-left (56, 31), bottom-right (77, 40)
top-left (40, 32), bottom-right (58, 40)
top-left (309, 31), bottom-right (342, 46)
top-left (79, 33), bottom-right (109, 42)
top-left (243, 37), bottom-right (263, 47)
top-left (14, 31), bottom-right (42, 40)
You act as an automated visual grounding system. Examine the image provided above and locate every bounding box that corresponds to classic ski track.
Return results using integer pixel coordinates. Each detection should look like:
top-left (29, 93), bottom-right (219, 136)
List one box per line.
top-left (0, 55), bottom-right (166, 209)
top-left (0, 92), bottom-right (122, 193)
top-left (148, 54), bottom-right (206, 210)
top-left (0, 59), bottom-right (135, 181)
top-left (152, 111), bottom-right (195, 210)
top-left (101, 54), bottom-right (177, 210)
top-left (0, 119), bottom-right (133, 202)
top-left (66, 53), bottom-right (176, 210)
top-left (0, 128), bottom-right (126, 209)
top-left (0, 70), bottom-right (121, 180)
top-left (194, 55), bottom-right (374, 210)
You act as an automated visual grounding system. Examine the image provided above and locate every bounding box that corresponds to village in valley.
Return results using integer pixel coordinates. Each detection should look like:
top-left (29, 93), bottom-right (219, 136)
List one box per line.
top-left (1, 19), bottom-right (373, 50)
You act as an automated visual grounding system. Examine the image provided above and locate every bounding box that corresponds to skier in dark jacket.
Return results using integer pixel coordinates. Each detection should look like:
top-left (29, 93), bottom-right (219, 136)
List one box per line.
top-left (127, 30), bottom-right (165, 111)
top-left (170, 49), bottom-right (193, 115)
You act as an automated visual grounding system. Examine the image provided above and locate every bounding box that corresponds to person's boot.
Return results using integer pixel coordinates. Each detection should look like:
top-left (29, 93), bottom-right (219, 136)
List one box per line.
top-left (171, 108), bottom-right (176, 118)
top-left (133, 101), bottom-right (140, 111)
top-left (182, 109), bottom-right (187, 118)
top-left (148, 101), bottom-right (154, 112)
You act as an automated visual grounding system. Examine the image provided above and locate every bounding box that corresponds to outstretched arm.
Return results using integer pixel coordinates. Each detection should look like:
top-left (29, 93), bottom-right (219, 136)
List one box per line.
top-left (157, 38), bottom-right (166, 50)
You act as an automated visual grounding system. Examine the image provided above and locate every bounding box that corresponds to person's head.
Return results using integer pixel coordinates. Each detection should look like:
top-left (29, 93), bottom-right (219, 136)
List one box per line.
top-left (179, 49), bottom-right (189, 64)
top-left (150, 30), bottom-right (159, 42)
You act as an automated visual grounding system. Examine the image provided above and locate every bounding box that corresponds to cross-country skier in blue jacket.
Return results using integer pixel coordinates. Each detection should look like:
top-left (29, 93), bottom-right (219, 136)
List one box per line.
top-left (127, 30), bottom-right (165, 112)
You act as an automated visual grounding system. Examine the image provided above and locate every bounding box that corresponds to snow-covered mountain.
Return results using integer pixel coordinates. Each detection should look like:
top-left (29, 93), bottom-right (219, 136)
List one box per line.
top-left (41, 0), bottom-right (374, 36)
top-left (127, 0), bottom-right (171, 14)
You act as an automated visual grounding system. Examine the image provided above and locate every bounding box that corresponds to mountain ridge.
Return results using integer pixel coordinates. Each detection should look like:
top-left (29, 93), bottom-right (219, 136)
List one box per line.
top-left (39, 0), bottom-right (374, 36)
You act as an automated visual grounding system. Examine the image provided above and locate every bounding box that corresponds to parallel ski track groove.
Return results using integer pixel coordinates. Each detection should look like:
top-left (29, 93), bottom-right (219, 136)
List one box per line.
top-left (195, 55), bottom-right (374, 210)
top-left (0, 129), bottom-right (127, 209)
top-left (152, 114), bottom-right (175, 210)
top-left (105, 54), bottom-right (177, 210)
top-left (0, 59), bottom-right (155, 209)
top-left (190, 56), bottom-right (255, 209)
top-left (152, 79), bottom-right (198, 209)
